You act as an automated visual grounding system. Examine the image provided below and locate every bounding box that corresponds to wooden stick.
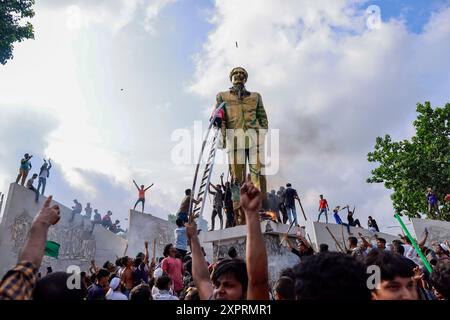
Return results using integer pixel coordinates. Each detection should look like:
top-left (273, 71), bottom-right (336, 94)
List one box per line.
top-left (123, 243), bottom-right (128, 256)
top-left (152, 239), bottom-right (156, 263)
top-left (341, 224), bottom-right (347, 252)
top-left (297, 198), bottom-right (307, 221)
top-left (325, 226), bottom-right (345, 253)
top-left (280, 220), bottom-right (295, 246)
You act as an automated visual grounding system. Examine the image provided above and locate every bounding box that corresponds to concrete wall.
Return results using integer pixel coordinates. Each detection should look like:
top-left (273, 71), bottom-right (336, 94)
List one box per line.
top-left (311, 222), bottom-right (400, 252)
top-left (411, 218), bottom-right (450, 247)
top-left (0, 183), bottom-right (127, 276)
top-left (126, 209), bottom-right (176, 259)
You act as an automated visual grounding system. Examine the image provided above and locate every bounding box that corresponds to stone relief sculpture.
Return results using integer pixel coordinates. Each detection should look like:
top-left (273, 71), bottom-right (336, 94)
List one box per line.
top-left (9, 209), bottom-right (32, 253)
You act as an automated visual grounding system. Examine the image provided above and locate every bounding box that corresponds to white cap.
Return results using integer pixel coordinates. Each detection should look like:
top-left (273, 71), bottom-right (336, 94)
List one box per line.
top-left (440, 243), bottom-right (449, 252)
top-left (109, 277), bottom-right (121, 290)
top-left (153, 267), bottom-right (163, 278)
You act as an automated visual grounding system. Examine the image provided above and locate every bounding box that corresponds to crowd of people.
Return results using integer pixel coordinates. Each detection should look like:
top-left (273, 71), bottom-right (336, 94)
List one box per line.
top-left (206, 178), bottom-right (378, 236)
top-left (3, 154), bottom-right (449, 301)
top-left (69, 199), bottom-right (126, 235)
top-left (13, 153), bottom-right (126, 236)
top-left (0, 175), bottom-right (449, 301)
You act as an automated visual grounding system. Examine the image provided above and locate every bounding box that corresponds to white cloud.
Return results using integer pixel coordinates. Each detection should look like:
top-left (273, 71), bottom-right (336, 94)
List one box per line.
top-left (2, 0), bottom-right (450, 232)
top-left (189, 0), bottom-right (450, 229)
top-left (42, 0), bottom-right (177, 34)
top-left (144, 0), bottom-right (177, 34)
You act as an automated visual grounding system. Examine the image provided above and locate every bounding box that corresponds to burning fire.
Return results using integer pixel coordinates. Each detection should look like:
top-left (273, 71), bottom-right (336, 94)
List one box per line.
top-left (260, 210), bottom-right (278, 222)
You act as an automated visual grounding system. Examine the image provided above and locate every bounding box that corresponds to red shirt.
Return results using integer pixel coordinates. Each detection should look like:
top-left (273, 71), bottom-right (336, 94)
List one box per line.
top-left (319, 199), bottom-right (328, 209)
top-left (161, 257), bottom-right (184, 292)
top-left (138, 189), bottom-right (145, 199)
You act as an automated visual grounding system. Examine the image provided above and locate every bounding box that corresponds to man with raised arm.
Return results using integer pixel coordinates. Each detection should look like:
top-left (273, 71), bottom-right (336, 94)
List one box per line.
top-left (37, 159), bottom-right (52, 195)
top-left (208, 183), bottom-right (224, 231)
top-left (133, 180), bottom-right (154, 213)
top-left (15, 153), bottom-right (33, 186)
top-left (221, 174), bottom-right (235, 228)
top-left (0, 196), bottom-right (60, 300)
top-left (186, 174), bottom-right (269, 300)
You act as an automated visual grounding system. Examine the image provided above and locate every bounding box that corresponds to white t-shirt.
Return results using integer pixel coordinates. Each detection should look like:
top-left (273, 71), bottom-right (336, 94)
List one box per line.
top-left (403, 244), bottom-right (421, 265)
top-left (117, 267), bottom-right (124, 278)
top-left (153, 290), bottom-right (179, 300)
top-left (106, 290), bottom-right (128, 300)
top-left (39, 169), bottom-right (49, 179)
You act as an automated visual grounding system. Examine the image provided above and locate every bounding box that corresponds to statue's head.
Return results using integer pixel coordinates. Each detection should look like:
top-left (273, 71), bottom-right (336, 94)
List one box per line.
top-left (229, 67), bottom-right (248, 85)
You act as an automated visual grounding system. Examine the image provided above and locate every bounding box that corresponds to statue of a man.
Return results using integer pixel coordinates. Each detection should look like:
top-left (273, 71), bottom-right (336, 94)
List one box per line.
top-left (216, 67), bottom-right (269, 204)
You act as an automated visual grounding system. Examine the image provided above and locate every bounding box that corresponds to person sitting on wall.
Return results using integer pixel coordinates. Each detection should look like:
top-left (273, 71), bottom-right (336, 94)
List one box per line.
top-left (333, 206), bottom-right (351, 234)
top-left (176, 189), bottom-right (202, 224)
top-left (109, 220), bottom-right (121, 233)
top-left (346, 205), bottom-right (362, 228)
top-left (26, 173), bottom-right (40, 203)
top-left (368, 216), bottom-right (380, 232)
top-left (102, 211), bottom-right (113, 229)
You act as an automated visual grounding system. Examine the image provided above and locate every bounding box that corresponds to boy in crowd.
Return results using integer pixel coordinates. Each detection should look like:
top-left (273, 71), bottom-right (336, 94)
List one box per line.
top-left (364, 250), bottom-right (418, 300)
top-left (161, 244), bottom-right (184, 296)
top-left (87, 268), bottom-right (110, 300)
top-left (174, 219), bottom-right (188, 258)
top-left (153, 274), bottom-right (179, 300)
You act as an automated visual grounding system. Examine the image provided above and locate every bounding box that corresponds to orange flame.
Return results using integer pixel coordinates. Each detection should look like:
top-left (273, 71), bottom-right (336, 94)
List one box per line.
top-left (265, 210), bottom-right (278, 222)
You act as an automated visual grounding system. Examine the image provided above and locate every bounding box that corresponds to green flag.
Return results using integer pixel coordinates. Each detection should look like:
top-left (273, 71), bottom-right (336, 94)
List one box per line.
top-left (45, 241), bottom-right (60, 258)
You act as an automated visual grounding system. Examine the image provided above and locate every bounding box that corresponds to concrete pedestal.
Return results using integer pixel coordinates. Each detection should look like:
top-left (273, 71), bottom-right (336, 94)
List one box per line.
top-left (204, 221), bottom-right (305, 287)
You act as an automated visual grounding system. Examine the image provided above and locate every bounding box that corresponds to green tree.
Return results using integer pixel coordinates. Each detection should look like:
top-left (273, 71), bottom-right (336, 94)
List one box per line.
top-left (367, 102), bottom-right (450, 220)
top-left (0, 0), bottom-right (35, 65)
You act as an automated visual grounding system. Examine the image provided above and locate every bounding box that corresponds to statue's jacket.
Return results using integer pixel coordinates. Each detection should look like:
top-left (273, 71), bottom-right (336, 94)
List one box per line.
top-left (216, 90), bottom-right (268, 151)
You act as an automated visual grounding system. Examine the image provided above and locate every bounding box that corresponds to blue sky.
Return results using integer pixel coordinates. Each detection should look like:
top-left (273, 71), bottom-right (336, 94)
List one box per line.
top-left (368, 0), bottom-right (447, 33)
top-left (1, 0), bottom-right (450, 236)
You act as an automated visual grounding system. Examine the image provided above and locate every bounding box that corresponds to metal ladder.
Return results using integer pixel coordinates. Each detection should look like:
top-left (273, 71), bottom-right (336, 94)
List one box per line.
top-left (188, 102), bottom-right (226, 221)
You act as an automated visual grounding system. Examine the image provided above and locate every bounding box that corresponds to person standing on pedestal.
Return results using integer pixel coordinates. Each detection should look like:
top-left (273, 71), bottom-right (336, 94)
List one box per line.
top-left (277, 186), bottom-right (288, 224)
top-left (208, 183), bottom-right (224, 231)
top-left (231, 178), bottom-right (245, 225)
top-left (221, 175), bottom-right (235, 228)
top-left (283, 183), bottom-right (300, 227)
top-left (216, 67), bottom-right (269, 215)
